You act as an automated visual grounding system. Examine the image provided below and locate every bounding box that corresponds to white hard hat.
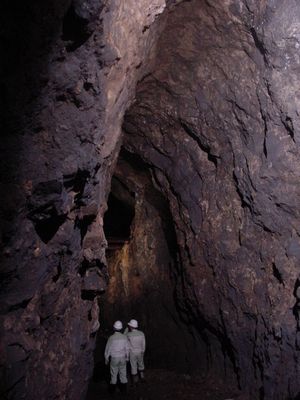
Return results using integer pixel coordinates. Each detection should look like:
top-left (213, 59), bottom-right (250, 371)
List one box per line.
top-left (128, 319), bottom-right (138, 328)
top-left (113, 320), bottom-right (123, 330)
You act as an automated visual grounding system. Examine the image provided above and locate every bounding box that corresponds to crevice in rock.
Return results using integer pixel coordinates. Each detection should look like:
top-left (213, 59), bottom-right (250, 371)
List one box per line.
top-left (179, 120), bottom-right (219, 167)
top-left (2, 376), bottom-right (26, 400)
top-left (232, 171), bottom-right (252, 211)
top-left (52, 261), bottom-right (62, 283)
top-left (33, 211), bottom-right (68, 244)
top-left (79, 258), bottom-right (107, 303)
top-left (81, 289), bottom-right (103, 301)
top-left (63, 169), bottom-right (90, 207)
top-left (27, 180), bottom-right (68, 243)
top-left (103, 175), bottom-right (135, 251)
top-left (8, 298), bottom-right (32, 313)
top-left (272, 262), bottom-right (284, 285)
top-left (79, 258), bottom-right (107, 278)
top-left (75, 215), bottom-right (97, 244)
top-left (249, 27), bottom-right (268, 66)
top-left (293, 279), bottom-right (300, 331)
top-left (281, 115), bottom-right (295, 143)
top-left (62, 3), bottom-right (92, 52)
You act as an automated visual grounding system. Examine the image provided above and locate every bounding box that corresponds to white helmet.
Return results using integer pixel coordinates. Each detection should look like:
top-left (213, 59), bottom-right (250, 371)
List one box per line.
top-left (113, 320), bottom-right (123, 330)
top-left (128, 319), bottom-right (138, 328)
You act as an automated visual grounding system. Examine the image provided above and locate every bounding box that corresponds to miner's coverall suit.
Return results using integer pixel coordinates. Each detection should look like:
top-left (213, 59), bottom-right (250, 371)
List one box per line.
top-left (126, 329), bottom-right (146, 375)
top-left (104, 331), bottom-right (129, 384)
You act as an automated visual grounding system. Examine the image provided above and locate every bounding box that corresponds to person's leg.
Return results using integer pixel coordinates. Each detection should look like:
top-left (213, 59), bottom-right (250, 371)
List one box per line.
top-left (110, 358), bottom-right (119, 385)
top-left (130, 353), bottom-right (138, 375)
top-left (119, 358), bottom-right (128, 384)
top-left (119, 358), bottom-right (128, 395)
top-left (137, 353), bottom-right (145, 381)
top-left (130, 353), bottom-right (139, 385)
top-left (109, 358), bottom-right (118, 395)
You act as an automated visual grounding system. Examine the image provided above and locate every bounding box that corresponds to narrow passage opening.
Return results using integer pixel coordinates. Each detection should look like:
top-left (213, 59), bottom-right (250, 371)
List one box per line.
top-left (86, 150), bottom-right (236, 400)
top-left (103, 176), bottom-right (135, 251)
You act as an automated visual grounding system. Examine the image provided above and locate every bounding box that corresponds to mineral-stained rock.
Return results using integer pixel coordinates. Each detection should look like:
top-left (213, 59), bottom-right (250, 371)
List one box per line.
top-left (2, 0), bottom-right (300, 399)
top-left (122, 1), bottom-right (300, 398)
top-left (0, 0), bottom-right (171, 399)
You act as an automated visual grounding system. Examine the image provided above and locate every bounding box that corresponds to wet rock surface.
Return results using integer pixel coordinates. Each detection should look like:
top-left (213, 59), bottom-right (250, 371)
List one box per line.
top-left (1, 0), bottom-right (300, 399)
top-left (123, 1), bottom-right (300, 399)
top-left (0, 0), bottom-right (170, 399)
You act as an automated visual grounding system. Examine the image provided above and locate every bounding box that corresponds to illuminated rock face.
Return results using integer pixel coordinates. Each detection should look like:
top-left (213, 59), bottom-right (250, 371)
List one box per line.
top-left (122, 1), bottom-right (300, 399)
top-left (0, 1), bottom-right (168, 399)
top-left (1, 0), bottom-right (300, 399)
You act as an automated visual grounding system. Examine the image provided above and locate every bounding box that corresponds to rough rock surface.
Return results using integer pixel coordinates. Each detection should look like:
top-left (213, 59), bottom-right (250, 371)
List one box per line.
top-left (0, 0), bottom-right (170, 399)
top-left (122, 1), bottom-right (300, 399)
top-left (2, 0), bottom-right (300, 400)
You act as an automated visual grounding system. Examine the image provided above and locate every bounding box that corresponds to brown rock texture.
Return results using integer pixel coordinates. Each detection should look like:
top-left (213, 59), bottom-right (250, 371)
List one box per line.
top-left (122, 1), bottom-right (300, 399)
top-left (0, 0), bottom-right (170, 399)
top-left (2, 0), bottom-right (300, 400)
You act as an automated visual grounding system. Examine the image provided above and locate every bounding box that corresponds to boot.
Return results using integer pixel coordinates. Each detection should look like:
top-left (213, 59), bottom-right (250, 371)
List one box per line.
top-left (120, 383), bottom-right (127, 395)
top-left (139, 370), bottom-right (145, 382)
top-left (132, 374), bottom-right (139, 386)
top-left (108, 384), bottom-right (116, 396)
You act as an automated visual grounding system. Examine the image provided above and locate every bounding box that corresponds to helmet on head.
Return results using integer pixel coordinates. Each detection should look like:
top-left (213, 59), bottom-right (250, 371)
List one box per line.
top-left (113, 320), bottom-right (123, 330)
top-left (128, 319), bottom-right (138, 328)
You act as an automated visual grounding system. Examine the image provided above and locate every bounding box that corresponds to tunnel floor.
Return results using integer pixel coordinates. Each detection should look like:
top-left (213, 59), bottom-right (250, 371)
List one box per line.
top-left (86, 368), bottom-right (238, 400)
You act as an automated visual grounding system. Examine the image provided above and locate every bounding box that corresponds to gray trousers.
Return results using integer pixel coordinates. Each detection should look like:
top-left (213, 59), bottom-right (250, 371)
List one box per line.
top-left (110, 357), bottom-right (128, 384)
top-left (129, 352), bottom-right (144, 375)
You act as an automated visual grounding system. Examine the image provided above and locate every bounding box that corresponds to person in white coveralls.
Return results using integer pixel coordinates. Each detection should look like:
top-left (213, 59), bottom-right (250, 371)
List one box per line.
top-left (104, 320), bottom-right (129, 394)
top-left (126, 319), bottom-right (146, 384)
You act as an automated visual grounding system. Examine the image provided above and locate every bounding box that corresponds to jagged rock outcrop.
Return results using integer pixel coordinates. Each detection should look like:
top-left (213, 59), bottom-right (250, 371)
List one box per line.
top-left (122, 1), bottom-right (300, 399)
top-left (0, 0), bottom-right (171, 399)
top-left (2, 0), bottom-right (300, 399)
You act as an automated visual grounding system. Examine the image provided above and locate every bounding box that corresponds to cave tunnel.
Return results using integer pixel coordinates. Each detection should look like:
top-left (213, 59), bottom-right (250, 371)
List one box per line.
top-left (103, 175), bottom-right (135, 246)
top-left (87, 148), bottom-right (211, 400)
top-left (2, 1), bottom-right (300, 400)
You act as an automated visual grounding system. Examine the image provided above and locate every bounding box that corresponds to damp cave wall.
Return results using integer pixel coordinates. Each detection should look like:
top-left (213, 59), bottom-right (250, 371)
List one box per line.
top-left (1, 1), bottom-right (300, 400)
top-left (123, 1), bottom-right (300, 399)
top-left (0, 1), bottom-right (171, 399)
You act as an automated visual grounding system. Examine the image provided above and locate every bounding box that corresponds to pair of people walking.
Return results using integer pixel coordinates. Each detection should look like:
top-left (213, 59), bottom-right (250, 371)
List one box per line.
top-left (104, 319), bottom-right (146, 394)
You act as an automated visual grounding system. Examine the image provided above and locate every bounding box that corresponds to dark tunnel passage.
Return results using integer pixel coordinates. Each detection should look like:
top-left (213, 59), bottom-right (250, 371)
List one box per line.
top-left (86, 149), bottom-right (214, 399)
top-left (103, 176), bottom-right (135, 247)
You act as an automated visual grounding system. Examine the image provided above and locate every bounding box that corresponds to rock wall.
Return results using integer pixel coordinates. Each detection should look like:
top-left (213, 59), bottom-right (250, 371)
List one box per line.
top-left (2, 0), bottom-right (300, 399)
top-left (123, 1), bottom-right (300, 399)
top-left (0, 0), bottom-right (171, 399)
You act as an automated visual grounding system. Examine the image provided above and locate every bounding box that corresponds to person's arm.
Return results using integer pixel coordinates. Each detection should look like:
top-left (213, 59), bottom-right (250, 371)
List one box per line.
top-left (125, 337), bottom-right (130, 361)
top-left (104, 337), bottom-right (112, 364)
top-left (142, 333), bottom-right (146, 353)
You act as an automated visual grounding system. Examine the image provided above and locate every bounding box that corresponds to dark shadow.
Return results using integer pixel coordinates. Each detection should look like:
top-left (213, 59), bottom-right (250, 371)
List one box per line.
top-left (0, 0), bottom-right (71, 255)
top-left (103, 176), bottom-right (135, 248)
top-left (62, 3), bottom-right (92, 52)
